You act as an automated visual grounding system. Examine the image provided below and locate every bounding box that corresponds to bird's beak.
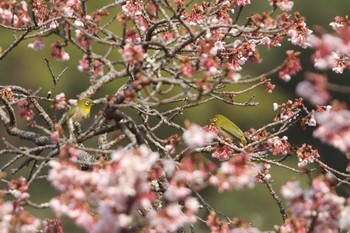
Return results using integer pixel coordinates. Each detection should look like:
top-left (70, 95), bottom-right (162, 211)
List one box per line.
top-left (92, 100), bottom-right (98, 105)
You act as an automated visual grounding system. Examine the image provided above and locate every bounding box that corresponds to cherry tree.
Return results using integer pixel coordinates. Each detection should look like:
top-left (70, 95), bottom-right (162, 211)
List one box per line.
top-left (0, 0), bottom-right (349, 232)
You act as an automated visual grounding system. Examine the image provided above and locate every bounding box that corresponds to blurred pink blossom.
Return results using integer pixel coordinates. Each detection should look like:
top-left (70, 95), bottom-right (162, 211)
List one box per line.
top-left (296, 72), bottom-right (331, 106)
top-left (287, 22), bottom-right (312, 48)
top-left (279, 177), bottom-right (348, 232)
top-left (48, 145), bottom-right (159, 232)
top-left (310, 16), bottom-right (350, 73)
top-left (209, 153), bottom-right (260, 191)
top-left (53, 93), bottom-right (67, 110)
top-left (313, 110), bottom-right (350, 158)
top-left (27, 38), bottom-right (45, 51)
top-left (183, 124), bottom-right (215, 147)
top-left (18, 99), bottom-right (35, 121)
top-left (0, 200), bottom-right (41, 233)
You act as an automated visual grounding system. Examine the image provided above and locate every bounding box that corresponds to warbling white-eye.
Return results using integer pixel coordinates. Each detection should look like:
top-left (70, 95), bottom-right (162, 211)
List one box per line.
top-left (210, 114), bottom-right (247, 146)
top-left (61, 98), bottom-right (94, 127)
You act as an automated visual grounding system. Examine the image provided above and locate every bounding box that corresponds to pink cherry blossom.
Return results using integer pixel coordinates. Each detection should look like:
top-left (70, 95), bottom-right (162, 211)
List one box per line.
top-left (338, 205), bottom-right (350, 230)
top-left (147, 200), bottom-right (198, 233)
top-left (281, 181), bottom-right (303, 201)
top-left (53, 93), bottom-right (67, 110)
top-left (122, 0), bottom-right (142, 19)
top-left (27, 38), bottom-right (45, 51)
top-left (77, 55), bottom-right (104, 77)
top-left (313, 110), bottom-right (350, 158)
top-left (49, 20), bottom-right (59, 29)
top-left (277, 0), bottom-right (294, 11)
top-left (0, 200), bottom-right (41, 233)
top-left (48, 145), bottom-right (159, 232)
top-left (120, 43), bottom-right (144, 66)
top-left (18, 99), bottom-right (35, 121)
top-left (279, 50), bottom-right (302, 82)
top-left (232, 0), bottom-right (251, 6)
top-left (295, 72), bottom-right (331, 106)
top-left (164, 181), bottom-right (191, 201)
top-left (309, 16), bottom-right (350, 73)
top-left (183, 123), bottom-right (214, 147)
top-left (209, 153), bottom-right (260, 191)
top-left (212, 144), bottom-right (234, 161)
top-left (279, 176), bottom-right (347, 232)
top-left (267, 136), bottom-right (292, 156)
top-left (8, 177), bottom-right (30, 200)
top-left (50, 41), bottom-right (70, 61)
top-left (296, 144), bottom-right (320, 167)
top-left (44, 219), bottom-right (64, 233)
top-left (287, 21), bottom-right (312, 48)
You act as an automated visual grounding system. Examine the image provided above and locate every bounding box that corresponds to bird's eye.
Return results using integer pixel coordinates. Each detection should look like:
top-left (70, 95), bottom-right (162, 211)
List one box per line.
top-left (85, 101), bottom-right (90, 106)
top-left (213, 118), bottom-right (217, 122)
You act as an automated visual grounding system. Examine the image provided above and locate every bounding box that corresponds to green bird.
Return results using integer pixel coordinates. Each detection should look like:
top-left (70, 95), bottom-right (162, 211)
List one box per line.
top-left (61, 98), bottom-right (94, 127)
top-left (210, 114), bottom-right (247, 146)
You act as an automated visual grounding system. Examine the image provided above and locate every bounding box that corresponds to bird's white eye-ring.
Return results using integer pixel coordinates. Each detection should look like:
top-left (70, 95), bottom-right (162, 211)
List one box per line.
top-left (85, 101), bottom-right (90, 106)
top-left (213, 118), bottom-right (217, 122)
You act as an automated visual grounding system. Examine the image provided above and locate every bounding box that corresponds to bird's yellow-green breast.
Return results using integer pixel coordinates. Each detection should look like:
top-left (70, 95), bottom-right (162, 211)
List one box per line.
top-left (61, 98), bottom-right (94, 126)
top-left (210, 114), bottom-right (247, 145)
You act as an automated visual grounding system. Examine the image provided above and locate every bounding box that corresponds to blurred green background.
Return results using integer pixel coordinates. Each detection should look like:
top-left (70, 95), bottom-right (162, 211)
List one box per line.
top-left (1, 0), bottom-right (350, 232)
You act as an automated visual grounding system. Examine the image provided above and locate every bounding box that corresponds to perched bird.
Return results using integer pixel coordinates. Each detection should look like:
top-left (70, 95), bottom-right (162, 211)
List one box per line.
top-left (61, 98), bottom-right (94, 127)
top-left (210, 114), bottom-right (247, 146)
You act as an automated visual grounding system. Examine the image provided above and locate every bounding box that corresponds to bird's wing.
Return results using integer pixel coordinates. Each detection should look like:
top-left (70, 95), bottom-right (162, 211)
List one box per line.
top-left (229, 120), bottom-right (245, 137)
top-left (220, 126), bottom-right (242, 140)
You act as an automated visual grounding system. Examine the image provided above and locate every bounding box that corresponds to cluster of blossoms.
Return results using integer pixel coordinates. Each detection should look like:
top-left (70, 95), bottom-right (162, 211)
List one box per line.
top-left (273, 98), bottom-right (320, 126)
top-left (27, 38), bottom-right (45, 51)
top-left (52, 93), bottom-right (67, 110)
top-left (146, 157), bottom-right (206, 232)
top-left (313, 109), bottom-right (350, 158)
top-left (18, 99), bottom-right (35, 121)
top-left (48, 145), bottom-right (206, 233)
top-left (48, 145), bottom-right (159, 232)
top-left (165, 155), bottom-right (216, 195)
top-left (75, 29), bottom-right (91, 49)
top-left (0, 177), bottom-right (41, 232)
top-left (50, 41), bottom-right (70, 61)
top-left (8, 177), bottom-right (30, 200)
top-left (296, 72), bottom-right (331, 106)
top-left (121, 0), bottom-right (149, 31)
top-left (179, 57), bottom-right (195, 78)
top-left (44, 219), bottom-right (64, 233)
top-left (269, 0), bottom-right (294, 11)
top-left (1, 0), bottom-right (349, 232)
top-left (266, 136), bottom-right (292, 156)
top-left (183, 123), bottom-right (215, 148)
top-left (310, 16), bottom-right (350, 74)
top-left (146, 197), bottom-right (199, 232)
top-left (286, 14), bottom-right (312, 49)
top-left (278, 50), bottom-right (302, 82)
top-left (120, 43), bottom-right (145, 67)
top-left (212, 143), bottom-right (235, 161)
top-left (273, 99), bottom-right (304, 121)
top-left (209, 153), bottom-right (261, 192)
top-left (121, 0), bottom-right (142, 20)
top-left (198, 39), bottom-right (221, 75)
top-left (0, 1), bottom-right (30, 27)
top-left (277, 177), bottom-right (350, 232)
top-left (296, 144), bottom-right (320, 167)
top-left (50, 0), bottom-right (82, 18)
top-left (0, 199), bottom-right (41, 233)
top-left (77, 55), bottom-right (104, 77)
top-left (206, 211), bottom-right (261, 233)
